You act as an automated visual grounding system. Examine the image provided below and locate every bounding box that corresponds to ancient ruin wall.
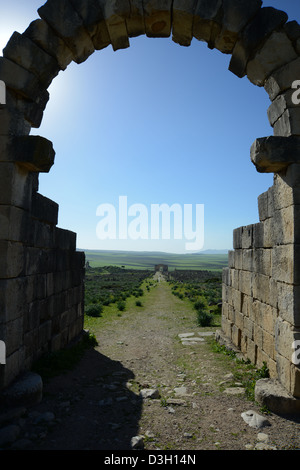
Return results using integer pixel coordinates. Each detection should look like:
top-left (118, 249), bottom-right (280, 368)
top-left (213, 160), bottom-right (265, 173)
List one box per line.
top-left (0, 0), bottom-right (300, 397)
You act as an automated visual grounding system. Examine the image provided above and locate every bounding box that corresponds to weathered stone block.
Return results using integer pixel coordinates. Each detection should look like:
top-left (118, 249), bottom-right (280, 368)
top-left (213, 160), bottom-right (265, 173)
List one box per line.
top-left (0, 241), bottom-right (25, 279)
top-left (250, 135), bottom-right (300, 173)
top-left (55, 228), bottom-right (77, 251)
top-left (222, 266), bottom-right (230, 286)
top-left (245, 336), bottom-right (256, 363)
top-left (0, 162), bottom-right (34, 209)
top-left (2, 136), bottom-right (56, 173)
top-left (230, 268), bottom-right (239, 290)
top-left (3, 32), bottom-right (61, 89)
top-left (263, 329), bottom-right (275, 359)
top-left (253, 323), bottom-right (263, 350)
top-left (267, 90), bottom-right (298, 128)
top-left (229, 7), bottom-right (288, 78)
top-left (25, 247), bottom-right (56, 276)
top-left (253, 248), bottom-right (271, 276)
top-left (228, 250), bottom-right (235, 268)
top-left (252, 222), bottom-right (264, 248)
top-left (231, 324), bottom-right (241, 348)
top-left (24, 19), bottom-right (73, 70)
top-left (172, 0), bottom-right (197, 47)
top-left (215, 0), bottom-right (262, 54)
top-left (284, 20), bottom-right (300, 43)
top-left (241, 225), bottom-right (253, 249)
top-left (264, 57), bottom-right (300, 101)
top-left (271, 206), bottom-right (294, 245)
top-left (0, 277), bottom-right (28, 323)
top-left (233, 227), bottom-right (242, 249)
top-left (0, 107), bottom-right (31, 136)
top-left (275, 317), bottom-right (300, 362)
top-left (246, 31), bottom-right (297, 87)
top-left (290, 364), bottom-right (300, 398)
top-left (97, 0), bottom-right (130, 50)
top-left (232, 288), bottom-right (242, 311)
top-left (192, 0), bottom-right (222, 47)
top-left (142, 0), bottom-right (173, 38)
top-left (277, 282), bottom-right (300, 326)
top-left (0, 205), bottom-right (30, 243)
top-left (272, 244), bottom-right (294, 284)
top-left (268, 277), bottom-right (278, 309)
top-left (241, 249), bottom-right (253, 272)
top-left (31, 192), bottom-right (59, 226)
top-left (124, 0), bottom-right (145, 38)
top-left (0, 57), bottom-right (44, 103)
top-left (38, 0), bottom-right (95, 64)
top-left (29, 219), bottom-right (56, 249)
top-left (252, 272), bottom-right (270, 304)
top-left (257, 191), bottom-right (269, 222)
top-left (273, 108), bottom-right (300, 137)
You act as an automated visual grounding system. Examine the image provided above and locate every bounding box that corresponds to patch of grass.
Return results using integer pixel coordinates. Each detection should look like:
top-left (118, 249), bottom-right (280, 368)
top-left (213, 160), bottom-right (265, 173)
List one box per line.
top-left (210, 339), bottom-right (270, 402)
top-left (32, 332), bottom-right (98, 381)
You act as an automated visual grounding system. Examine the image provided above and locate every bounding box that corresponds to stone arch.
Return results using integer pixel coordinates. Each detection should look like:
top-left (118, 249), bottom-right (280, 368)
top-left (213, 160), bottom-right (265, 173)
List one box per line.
top-left (1, 0), bottom-right (300, 409)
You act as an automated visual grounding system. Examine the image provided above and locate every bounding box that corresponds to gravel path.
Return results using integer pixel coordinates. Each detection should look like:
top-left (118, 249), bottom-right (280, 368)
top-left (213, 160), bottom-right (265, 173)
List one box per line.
top-left (2, 277), bottom-right (300, 451)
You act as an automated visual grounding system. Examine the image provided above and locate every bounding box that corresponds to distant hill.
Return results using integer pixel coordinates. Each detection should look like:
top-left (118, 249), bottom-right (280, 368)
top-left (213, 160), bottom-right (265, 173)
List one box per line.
top-left (81, 249), bottom-right (229, 271)
top-left (199, 249), bottom-right (229, 254)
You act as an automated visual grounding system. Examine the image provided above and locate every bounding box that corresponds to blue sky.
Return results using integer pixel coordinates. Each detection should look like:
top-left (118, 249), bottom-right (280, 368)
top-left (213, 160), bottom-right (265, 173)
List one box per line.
top-left (0, 1), bottom-right (299, 253)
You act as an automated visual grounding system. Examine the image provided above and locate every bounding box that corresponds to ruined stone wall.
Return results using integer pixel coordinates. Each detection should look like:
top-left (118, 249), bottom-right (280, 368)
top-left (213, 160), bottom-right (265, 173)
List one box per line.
top-left (222, 163), bottom-right (300, 398)
top-left (0, 162), bottom-right (85, 389)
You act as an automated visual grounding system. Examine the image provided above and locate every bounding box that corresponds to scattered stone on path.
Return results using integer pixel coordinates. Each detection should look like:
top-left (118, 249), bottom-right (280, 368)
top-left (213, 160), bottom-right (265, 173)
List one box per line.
top-left (140, 389), bottom-right (160, 399)
top-left (178, 333), bottom-right (205, 345)
top-left (131, 435), bottom-right (144, 449)
top-left (223, 387), bottom-right (245, 395)
top-left (166, 398), bottom-right (186, 406)
top-left (174, 386), bottom-right (189, 397)
top-left (241, 410), bottom-right (271, 429)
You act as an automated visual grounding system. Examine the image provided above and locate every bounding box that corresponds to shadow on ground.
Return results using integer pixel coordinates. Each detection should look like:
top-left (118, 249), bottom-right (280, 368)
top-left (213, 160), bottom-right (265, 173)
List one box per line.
top-left (30, 347), bottom-right (143, 450)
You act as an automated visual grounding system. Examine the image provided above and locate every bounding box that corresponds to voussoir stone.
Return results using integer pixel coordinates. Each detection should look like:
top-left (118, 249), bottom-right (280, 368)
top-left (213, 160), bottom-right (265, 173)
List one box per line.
top-left (246, 31), bottom-right (297, 87)
top-left (172, 0), bottom-right (197, 47)
top-left (215, 0), bottom-right (262, 54)
top-left (3, 32), bottom-right (61, 89)
top-left (24, 19), bottom-right (74, 71)
top-left (229, 7), bottom-right (289, 78)
top-left (193, 0), bottom-right (223, 47)
top-left (143, 0), bottom-right (173, 38)
top-left (97, 0), bottom-right (130, 51)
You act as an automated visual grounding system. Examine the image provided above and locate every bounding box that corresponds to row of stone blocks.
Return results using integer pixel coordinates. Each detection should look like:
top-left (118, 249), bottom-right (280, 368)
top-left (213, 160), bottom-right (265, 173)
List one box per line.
top-left (222, 176), bottom-right (300, 397)
top-left (0, 188), bottom-right (85, 389)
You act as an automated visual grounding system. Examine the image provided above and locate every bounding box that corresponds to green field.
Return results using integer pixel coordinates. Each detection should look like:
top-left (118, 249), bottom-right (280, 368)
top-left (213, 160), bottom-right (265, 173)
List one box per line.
top-left (82, 249), bottom-right (228, 272)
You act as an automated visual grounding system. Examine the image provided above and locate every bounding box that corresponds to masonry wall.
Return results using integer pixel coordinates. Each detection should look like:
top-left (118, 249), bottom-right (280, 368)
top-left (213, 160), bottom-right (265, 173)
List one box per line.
top-left (0, 167), bottom-right (85, 389)
top-left (222, 163), bottom-right (300, 398)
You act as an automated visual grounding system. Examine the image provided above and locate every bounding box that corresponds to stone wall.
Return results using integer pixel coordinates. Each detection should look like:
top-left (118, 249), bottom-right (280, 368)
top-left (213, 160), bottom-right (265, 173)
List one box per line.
top-left (222, 163), bottom-right (300, 398)
top-left (0, 160), bottom-right (85, 389)
top-left (0, 0), bottom-right (300, 397)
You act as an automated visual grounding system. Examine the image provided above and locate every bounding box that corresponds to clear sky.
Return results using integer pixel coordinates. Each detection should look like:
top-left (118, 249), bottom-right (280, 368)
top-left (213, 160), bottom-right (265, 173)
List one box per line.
top-left (0, 1), bottom-right (299, 253)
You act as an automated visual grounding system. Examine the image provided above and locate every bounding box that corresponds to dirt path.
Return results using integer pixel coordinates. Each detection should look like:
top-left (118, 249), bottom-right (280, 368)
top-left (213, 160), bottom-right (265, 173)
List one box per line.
top-left (10, 279), bottom-right (300, 451)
